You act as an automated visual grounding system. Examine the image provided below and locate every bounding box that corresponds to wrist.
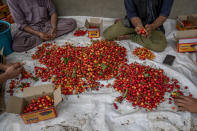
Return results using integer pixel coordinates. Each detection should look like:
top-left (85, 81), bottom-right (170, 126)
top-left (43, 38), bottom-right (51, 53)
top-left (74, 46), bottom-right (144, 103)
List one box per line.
top-left (52, 25), bottom-right (56, 30)
top-left (36, 31), bottom-right (42, 37)
top-left (150, 23), bottom-right (157, 30)
top-left (136, 24), bottom-right (143, 28)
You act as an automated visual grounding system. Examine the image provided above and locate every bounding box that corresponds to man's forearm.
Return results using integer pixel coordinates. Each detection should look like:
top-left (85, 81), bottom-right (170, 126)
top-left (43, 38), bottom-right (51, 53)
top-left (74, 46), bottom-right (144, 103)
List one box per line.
top-left (24, 26), bottom-right (41, 37)
top-left (51, 13), bottom-right (57, 29)
top-left (130, 17), bottom-right (143, 28)
top-left (150, 16), bottom-right (167, 30)
top-left (0, 73), bottom-right (8, 84)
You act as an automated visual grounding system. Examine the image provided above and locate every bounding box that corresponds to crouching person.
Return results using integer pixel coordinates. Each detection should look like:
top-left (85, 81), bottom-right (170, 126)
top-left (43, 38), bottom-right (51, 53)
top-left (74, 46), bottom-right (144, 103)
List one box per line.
top-left (103, 0), bottom-right (174, 52)
top-left (0, 63), bottom-right (23, 113)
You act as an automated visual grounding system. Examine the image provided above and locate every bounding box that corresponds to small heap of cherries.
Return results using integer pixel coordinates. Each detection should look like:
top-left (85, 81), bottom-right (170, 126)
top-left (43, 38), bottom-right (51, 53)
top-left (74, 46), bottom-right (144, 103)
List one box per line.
top-left (23, 95), bottom-right (54, 113)
top-left (133, 47), bottom-right (155, 60)
top-left (8, 70), bottom-right (38, 96)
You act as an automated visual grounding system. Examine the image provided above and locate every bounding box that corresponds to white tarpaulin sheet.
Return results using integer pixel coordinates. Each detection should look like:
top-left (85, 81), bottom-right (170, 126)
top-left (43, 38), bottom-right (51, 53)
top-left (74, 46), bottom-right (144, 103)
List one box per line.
top-left (0, 16), bottom-right (197, 131)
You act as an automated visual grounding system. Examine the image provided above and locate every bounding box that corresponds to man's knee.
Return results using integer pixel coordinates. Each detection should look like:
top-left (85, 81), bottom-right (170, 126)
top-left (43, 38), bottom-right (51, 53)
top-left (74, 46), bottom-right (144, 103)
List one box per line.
top-left (12, 40), bottom-right (23, 52)
top-left (103, 22), bottom-right (124, 41)
top-left (69, 18), bottom-right (77, 31)
top-left (103, 24), bottom-right (117, 41)
top-left (12, 36), bottom-right (41, 52)
top-left (148, 30), bottom-right (167, 52)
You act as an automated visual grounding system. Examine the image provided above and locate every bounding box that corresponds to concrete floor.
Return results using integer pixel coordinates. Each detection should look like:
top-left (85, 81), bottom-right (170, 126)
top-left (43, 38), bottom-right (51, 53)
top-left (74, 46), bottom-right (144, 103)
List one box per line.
top-left (2, 0), bottom-right (197, 19)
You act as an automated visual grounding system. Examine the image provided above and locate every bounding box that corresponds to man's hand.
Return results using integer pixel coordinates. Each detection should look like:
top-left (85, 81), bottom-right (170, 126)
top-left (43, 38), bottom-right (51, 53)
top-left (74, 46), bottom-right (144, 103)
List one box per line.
top-left (5, 63), bottom-right (24, 79)
top-left (135, 26), bottom-right (146, 36)
top-left (175, 96), bottom-right (197, 113)
top-left (145, 24), bottom-right (154, 38)
top-left (50, 28), bottom-right (57, 40)
top-left (38, 32), bottom-right (51, 41)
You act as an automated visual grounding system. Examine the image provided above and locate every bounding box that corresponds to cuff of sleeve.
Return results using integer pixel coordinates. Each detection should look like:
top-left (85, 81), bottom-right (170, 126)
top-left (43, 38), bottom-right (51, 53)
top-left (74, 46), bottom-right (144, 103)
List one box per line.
top-left (127, 14), bottom-right (137, 20)
top-left (19, 24), bottom-right (27, 31)
top-left (49, 9), bottom-right (56, 16)
top-left (159, 13), bottom-right (169, 18)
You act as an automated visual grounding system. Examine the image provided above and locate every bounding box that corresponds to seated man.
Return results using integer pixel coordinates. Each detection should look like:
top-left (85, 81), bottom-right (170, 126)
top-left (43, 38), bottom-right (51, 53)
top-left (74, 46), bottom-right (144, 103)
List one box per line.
top-left (103, 0), bottom-right (174, 52)
top-left (175, 96), bottom-right (197, 113)
top-left (0, 63), bottom-right (23, 113)
top-left (7, 0), bottom-right (77, 52)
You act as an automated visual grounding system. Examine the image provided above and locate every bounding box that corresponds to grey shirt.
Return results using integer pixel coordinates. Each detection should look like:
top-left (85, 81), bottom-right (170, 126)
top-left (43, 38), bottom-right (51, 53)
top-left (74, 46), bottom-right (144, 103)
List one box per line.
top-left (7, 0), bottom-right (56, 30)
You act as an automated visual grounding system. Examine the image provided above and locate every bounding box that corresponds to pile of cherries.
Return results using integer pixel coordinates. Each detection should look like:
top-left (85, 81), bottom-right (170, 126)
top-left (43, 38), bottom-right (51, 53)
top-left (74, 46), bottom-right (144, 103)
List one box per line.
top-left (113, 63), bottom-right (191, 110)
top-left (32, 40), bottom-right (127, 95)
top-left (133, 47), bottom-right (155, 60)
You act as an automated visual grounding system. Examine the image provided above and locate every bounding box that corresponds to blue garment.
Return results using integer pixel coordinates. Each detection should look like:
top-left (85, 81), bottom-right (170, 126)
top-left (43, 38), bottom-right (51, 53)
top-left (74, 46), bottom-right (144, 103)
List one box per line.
top-left (124, 0), bottom-right (173, 24)
top-left (147, 0), bottom-right (154, 24)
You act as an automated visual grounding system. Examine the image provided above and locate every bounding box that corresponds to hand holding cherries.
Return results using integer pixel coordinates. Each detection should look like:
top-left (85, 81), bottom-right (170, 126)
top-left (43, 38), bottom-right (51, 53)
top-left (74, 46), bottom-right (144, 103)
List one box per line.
top-left (135, 26), bottom-right (147, 36)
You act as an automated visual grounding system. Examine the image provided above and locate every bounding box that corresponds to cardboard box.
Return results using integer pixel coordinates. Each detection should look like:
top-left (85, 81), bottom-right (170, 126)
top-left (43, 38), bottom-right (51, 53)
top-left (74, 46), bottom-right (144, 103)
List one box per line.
top-left (176, 30), bottom-right (197, 53)
top-left (85, 18), bottom-right (103, 38)
top-left (0, 5), bottom-right (10, 19)
top-left (176, 15), bottom-right (197, 31)
top-left (6, 84), bottom-right (62, 124)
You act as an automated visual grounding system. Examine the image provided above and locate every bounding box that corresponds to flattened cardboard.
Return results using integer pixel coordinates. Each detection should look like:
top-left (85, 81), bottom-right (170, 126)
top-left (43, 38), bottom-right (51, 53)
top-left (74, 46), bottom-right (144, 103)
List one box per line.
top-left (176, 30), bottom-right (197, 39)
top-left (6, 96), bottom-right (24, 114)
top-left (54, 87), bottom-right (62, 106)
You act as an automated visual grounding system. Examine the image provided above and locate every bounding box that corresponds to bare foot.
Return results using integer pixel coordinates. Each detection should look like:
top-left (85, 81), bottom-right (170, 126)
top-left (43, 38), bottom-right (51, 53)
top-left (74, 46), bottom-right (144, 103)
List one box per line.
top-left (114, 18), bottom-right (121, 24)
top-left (117, 35), bottom-right (130, 41)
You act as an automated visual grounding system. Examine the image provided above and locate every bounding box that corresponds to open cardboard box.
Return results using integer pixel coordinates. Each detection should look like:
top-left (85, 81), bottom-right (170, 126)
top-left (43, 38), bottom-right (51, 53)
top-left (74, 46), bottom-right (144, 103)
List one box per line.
top-left (85, 18), bottom-right (103, 38)
top-left (175, 30), bottom-right (197, 53)
top-left (6, 84), bottom-right (62, 124)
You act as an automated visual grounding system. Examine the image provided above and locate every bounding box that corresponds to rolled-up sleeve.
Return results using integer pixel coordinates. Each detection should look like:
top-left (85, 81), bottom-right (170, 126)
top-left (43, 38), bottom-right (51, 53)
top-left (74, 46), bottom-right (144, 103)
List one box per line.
top-left (124, 0), bottom-right (137, 20)
top-left (160, 0), bottom-right (174, 18)
top-left (7, 0), bottom-right (27, 30)
top-left (47, 0), bottom-right (56, 16)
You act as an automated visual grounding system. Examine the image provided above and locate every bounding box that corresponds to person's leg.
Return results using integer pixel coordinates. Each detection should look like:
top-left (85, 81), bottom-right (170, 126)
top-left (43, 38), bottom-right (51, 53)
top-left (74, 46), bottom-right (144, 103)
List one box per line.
top-left (130, 30), bottom-right (167, 52)
top-left (103, 21), bottom-right (134, 41)
top-left (104, 21), bottom-right (167, 52)
top-left (0, 55), bottom-right (5, 114)
top-left (12, 31), bottom-right (42, 52)
top-left (54, 18), bottom-right (77, 37)
top-left (149, 30), bottom-right (167, 52)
